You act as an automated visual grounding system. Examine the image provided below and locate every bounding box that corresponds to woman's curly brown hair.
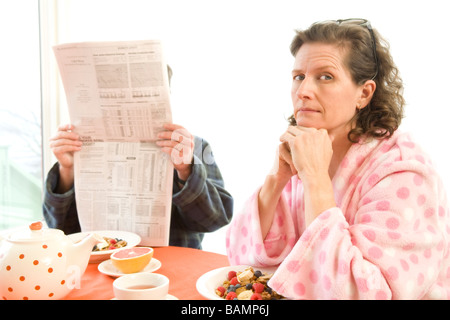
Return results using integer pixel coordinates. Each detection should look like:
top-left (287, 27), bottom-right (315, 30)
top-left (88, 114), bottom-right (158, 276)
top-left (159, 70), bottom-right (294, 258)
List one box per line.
top-left (288, 20), bottom-right (405, 143)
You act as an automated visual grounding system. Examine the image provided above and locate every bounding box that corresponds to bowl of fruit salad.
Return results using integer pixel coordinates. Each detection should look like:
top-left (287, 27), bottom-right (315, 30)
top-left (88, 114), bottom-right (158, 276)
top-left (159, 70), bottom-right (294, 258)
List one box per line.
top-left (196, 265), bottom-right (284, 300)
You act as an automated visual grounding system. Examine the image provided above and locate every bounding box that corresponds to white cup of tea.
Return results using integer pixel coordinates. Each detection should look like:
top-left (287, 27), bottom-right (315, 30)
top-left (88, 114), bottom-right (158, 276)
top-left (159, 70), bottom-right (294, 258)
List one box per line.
top-left (113, 273), bottom-right (169, 300)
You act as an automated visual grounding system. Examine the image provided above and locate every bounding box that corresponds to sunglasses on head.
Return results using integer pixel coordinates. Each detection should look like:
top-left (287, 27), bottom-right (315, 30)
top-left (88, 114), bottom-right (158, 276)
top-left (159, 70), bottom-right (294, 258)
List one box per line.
top-left (316, 18), bottom-right (379, 80)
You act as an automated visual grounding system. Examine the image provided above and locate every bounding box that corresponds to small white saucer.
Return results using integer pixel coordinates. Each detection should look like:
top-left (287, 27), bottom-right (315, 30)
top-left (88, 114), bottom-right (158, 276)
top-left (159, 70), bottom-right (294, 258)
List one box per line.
top-left (111, 294), bottom-right (178, 300)
top-left (98, 258), bottom-right (162, 277)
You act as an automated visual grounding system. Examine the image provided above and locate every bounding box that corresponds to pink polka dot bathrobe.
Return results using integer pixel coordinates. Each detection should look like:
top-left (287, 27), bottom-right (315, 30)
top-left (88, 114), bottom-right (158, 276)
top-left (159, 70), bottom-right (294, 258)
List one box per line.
top-left (226, 131), bottom-right (450, 299)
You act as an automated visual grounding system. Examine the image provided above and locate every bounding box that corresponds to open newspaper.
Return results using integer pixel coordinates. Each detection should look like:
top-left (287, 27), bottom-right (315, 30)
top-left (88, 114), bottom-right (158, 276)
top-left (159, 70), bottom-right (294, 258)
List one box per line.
top-left (53, 40), bottom-right (173, 246)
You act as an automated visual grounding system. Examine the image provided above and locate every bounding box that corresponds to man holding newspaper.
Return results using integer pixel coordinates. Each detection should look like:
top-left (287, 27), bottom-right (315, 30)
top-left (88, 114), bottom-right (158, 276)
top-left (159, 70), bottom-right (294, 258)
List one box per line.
top-left (43, 121), bottom-right (233, 249)
top-left (43, 42), bottom-right (233, 249)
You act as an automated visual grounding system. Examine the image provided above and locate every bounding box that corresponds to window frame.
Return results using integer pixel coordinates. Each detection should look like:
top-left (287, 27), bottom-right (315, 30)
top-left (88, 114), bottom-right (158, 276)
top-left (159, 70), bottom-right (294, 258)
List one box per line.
top-left (39, 0), bottom-right (68, 177)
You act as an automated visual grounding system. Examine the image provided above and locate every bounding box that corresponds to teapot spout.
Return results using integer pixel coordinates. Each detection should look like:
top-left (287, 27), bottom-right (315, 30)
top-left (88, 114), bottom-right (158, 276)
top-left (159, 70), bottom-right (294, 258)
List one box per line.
top-left (75, 233), bottom-right (104, 252)
top-left (69, 233), bottom-right (103, 275)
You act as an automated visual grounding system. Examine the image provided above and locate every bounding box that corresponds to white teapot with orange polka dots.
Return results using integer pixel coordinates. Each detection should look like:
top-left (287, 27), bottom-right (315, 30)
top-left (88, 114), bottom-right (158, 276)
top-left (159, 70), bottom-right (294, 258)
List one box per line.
top-left (0, 221), bottom-right (101, 300)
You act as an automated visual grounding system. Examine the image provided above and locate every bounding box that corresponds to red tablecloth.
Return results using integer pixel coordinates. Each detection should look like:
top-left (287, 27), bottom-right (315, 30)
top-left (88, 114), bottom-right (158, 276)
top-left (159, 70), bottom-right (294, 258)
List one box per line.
top-left (65, 246), bottom-right (230, 300)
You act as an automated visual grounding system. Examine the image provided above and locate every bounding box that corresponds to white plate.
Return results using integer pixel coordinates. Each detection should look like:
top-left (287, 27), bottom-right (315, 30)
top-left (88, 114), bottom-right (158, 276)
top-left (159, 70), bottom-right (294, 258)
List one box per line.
top-left (68, 230), bottom-right (141, 263)
top-left (196, 265), bottom-right (278, 300)
top-left (98, 258), bottom-right (162, 278)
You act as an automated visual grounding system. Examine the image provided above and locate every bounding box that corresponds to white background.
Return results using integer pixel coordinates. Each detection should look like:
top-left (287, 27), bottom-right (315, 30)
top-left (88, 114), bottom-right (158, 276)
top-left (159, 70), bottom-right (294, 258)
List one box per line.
top-left (49, 0), bottom-right (450, 254)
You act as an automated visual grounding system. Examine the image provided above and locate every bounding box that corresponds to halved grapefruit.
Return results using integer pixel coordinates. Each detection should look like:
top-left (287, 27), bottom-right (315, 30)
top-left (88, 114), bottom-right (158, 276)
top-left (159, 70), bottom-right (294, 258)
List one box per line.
top-left (111, 247), bottom-right (153, 274)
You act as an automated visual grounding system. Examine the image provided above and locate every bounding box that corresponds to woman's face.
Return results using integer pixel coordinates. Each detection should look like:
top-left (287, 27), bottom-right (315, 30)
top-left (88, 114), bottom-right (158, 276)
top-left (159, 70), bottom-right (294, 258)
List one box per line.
top-left (291, 42), bottom-right (365, 138)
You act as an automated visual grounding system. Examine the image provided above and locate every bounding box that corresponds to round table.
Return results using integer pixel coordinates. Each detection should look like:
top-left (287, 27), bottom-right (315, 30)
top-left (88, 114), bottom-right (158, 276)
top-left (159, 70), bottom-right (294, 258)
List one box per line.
top-left (64, 246), bottom-right (230, 300)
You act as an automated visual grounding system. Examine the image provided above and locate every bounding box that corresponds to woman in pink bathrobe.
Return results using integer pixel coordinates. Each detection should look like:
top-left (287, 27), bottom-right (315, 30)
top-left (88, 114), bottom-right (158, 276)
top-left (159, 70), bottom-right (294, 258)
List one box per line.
top-left (226, 19), bottom-right (450, 299)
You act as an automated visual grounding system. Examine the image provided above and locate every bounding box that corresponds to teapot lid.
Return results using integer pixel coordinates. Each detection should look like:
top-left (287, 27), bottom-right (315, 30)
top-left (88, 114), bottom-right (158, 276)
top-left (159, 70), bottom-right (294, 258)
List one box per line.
top-left (7, 221), bottom-right (64, 243)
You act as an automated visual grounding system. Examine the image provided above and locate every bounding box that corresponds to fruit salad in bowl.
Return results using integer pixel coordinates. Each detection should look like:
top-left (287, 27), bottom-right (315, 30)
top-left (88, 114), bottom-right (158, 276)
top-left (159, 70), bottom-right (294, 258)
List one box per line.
top-left (196, 265), bottom-right (284, 300)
